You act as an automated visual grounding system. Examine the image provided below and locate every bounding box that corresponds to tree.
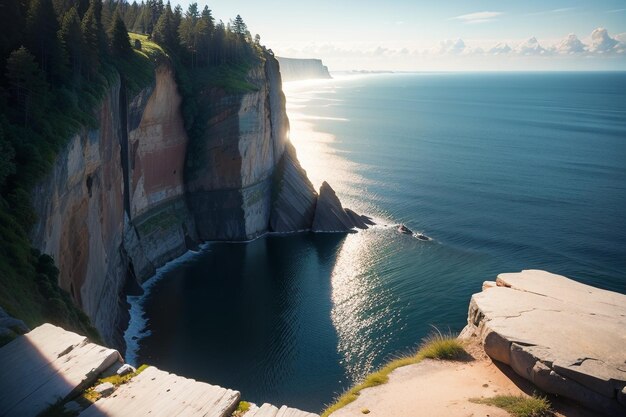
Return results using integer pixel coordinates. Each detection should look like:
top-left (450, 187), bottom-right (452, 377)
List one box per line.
top-left (25, 0), bottom-right (68, 81)
top-left (0, 0), bottom-right (27, 70)
top-left (232, 15), bottom-right (247, 37)
top-left (5, 47), bottom-right (50, 126)
top-left (81, 2), bottom-right (100, 77)
top-left (151, 1), bottom-right (176, 51)
top-left (124, 1), bottom-right (139, 31)
top-left (178, 2), bottom-right (199, 65)
top-left (0, 121), bottom-right (16, 191)
top-left (59, 7), bottom-right (83, 80)
top-left (108, 10), bottom-right (132, 57)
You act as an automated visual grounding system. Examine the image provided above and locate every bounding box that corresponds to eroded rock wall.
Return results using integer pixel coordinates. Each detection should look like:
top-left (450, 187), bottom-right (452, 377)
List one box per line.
top-left (30, 77), bottom-right (128, 348)
top-left (186, 53), bottom-right (317, 241)
top-left (29, 53), bottom-right (354, 349)
top-left (126, 64), bottom-right (196, 277)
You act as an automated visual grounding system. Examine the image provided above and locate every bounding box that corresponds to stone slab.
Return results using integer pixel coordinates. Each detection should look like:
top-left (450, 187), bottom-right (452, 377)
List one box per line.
top-left (0, 323), bottom-right (122, 417)
top-left (79, 366), bottom-right (240, 417)
top-left (461, 269), bottom-right (626, 415)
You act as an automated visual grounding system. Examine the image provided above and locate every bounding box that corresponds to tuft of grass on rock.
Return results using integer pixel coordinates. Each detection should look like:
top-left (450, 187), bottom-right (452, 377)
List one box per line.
top-left (321, 329), bottom-right (466, 417)
top-left (470, 394), bottom-right (553, 417)
top-left (82, 364), bottom-right (149, 403)
top-left (232, 401), bottom-right (251, 416)
top-left (419, 329), bottom-right (467, 360)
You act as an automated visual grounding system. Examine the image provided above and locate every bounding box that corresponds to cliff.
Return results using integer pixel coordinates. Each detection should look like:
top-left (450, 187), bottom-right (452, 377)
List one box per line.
top-left (276, 57), bottom-right (332, 82)
top-left (29, 53), bottom-right (365, 349)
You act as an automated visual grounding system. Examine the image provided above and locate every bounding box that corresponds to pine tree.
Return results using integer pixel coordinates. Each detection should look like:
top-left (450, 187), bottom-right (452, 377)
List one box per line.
top-left (178, 2), bottom-right (199, 66)
top-left (151, 2), bottom-right (176, 51)
top-left (108, 10), bottom-right (132, 57)
top-left (0, 0), bottom-right (27, 69)
top-left (5, 46), bottom-right (50, 126)
top-left (25, 0), bottom-right (68, 81)
top-left (232, 15), bottom-right (246, 37)
top-left (81, 2), bottom-right (100, 77)
top-left (124, 1), bottom-right (139, 31)
top-left (59, 7), bottom-right (83, 80)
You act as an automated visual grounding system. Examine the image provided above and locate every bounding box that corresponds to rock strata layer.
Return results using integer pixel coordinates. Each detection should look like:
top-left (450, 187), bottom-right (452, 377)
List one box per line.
top-left (460, 269), bottom-right (626, 416)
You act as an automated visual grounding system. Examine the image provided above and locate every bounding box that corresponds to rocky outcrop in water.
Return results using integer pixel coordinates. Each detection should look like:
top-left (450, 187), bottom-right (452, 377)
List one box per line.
top-left (276, 57), bottom-right (332, 81)
top-left (312, 182), bottom-right (371, 232)
top-left (460, 270), bottom-right (626, 416)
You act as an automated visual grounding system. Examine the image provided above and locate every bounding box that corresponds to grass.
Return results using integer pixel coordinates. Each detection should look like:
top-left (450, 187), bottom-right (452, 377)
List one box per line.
top-left (232, 401), bottom-right (251, 416)
top-left (470, 394), bottom-right (553, 417)
top-left (82, 364), bottom-right (149, 403)
top-left (321, 330), bottom-right (466, 417)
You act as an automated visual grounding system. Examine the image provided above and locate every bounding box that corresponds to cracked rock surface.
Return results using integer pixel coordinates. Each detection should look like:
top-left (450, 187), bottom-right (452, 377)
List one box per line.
top-left (460, 269), bottom-right (626, 416)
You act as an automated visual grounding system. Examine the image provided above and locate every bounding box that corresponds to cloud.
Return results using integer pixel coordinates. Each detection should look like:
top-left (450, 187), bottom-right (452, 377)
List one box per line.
top-left (516, 37), bottom-right (550, 55)
top-left (589, 28), bottom-right (621, 53)
top-left (556, 34), bottom-right (586, 54)
top-left (452, 11), bottom-right (502, 24)
top-left (489, 43), bottom-right (512, 55)
top-left (438, 39), bottom-right (466, 55)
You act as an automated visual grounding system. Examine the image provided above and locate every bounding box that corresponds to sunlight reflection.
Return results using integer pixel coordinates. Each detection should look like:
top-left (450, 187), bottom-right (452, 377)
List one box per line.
top-left (284, 78), bottom-right (404, 382)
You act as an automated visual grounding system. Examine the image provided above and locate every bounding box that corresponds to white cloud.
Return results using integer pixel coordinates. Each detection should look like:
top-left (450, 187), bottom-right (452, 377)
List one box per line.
top-left (489, 43), bottom-right (512, 55)
top-left (438, 39), bottom-right (466, 55)
top-left (556, 34), bottom-right (586, 54)
top-left (589, 28), bottom-right (621, 53)
top-left (452, 11), bottom-right (503, 24)
top-left (516, 37), bottom-right (550, 55)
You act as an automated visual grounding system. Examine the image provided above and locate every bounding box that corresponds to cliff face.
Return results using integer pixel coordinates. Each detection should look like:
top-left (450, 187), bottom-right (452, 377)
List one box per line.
top-left (30, 77), bottom-right (129, 348)
top-left (186, 55), bottom-right (316, 240)
top-left (29, 54), bottom-right (316, 347)
top-left (275, 57), bottom-right (332, 82)
top-left (29, 53), bottom-right (359, 349)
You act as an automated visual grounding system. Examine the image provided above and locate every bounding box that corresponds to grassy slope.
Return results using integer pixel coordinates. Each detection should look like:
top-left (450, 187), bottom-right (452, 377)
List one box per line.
top-left (321, 333), bottom-right (467, 417)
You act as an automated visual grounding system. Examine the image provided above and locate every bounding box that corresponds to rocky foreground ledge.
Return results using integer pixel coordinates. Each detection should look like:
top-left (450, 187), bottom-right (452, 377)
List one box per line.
top-left (0, 324), bottom-right (317, 417)
top-left (460, 269), bottom-right (626, 416)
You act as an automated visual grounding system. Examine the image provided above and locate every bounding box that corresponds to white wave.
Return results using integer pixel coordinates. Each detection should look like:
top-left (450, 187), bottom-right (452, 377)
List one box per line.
top-left (123, 244), bottom-right (210, 365)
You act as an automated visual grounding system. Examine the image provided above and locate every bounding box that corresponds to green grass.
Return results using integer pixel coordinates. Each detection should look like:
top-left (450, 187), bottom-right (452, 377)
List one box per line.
top-left (321, 330), bottom-right (466, 417)
top-left (470, 394), bottom-right (553, 417)
top-left (118, 33), bottom-right (168, 95)
top-left (233, 401), bottom-right (251, 416)
top-left (190, 60), bottom-right (259, 93)
top-left (82, 364), bottom-right (149, 403)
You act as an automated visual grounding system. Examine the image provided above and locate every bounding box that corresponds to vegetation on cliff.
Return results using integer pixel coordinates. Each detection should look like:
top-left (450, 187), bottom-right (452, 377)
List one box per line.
top-left (0, 0), bottom-right (264, 340)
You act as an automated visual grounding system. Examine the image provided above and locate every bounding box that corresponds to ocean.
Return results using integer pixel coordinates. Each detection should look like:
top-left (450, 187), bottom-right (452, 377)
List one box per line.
top-left (124, 72), bottom-right (626, 413)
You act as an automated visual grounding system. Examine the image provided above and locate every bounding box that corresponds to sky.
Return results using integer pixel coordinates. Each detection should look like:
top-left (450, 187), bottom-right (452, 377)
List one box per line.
top-left (172, 0), bottom-right (626, 71)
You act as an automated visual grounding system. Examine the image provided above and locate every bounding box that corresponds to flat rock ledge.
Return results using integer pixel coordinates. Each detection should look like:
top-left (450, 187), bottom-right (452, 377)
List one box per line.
top-left (460, 269), bottom-right (626, 416)
top-left (0, 323), bottom-right (318, 417)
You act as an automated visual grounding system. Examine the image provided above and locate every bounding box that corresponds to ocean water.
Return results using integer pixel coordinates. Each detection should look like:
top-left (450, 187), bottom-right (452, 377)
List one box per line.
top-left (125, 72), bottom-right (626, 413)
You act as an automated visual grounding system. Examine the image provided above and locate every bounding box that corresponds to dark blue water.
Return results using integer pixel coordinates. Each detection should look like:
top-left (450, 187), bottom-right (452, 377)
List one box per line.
top-left (126, 72), bottom-right (626, 413)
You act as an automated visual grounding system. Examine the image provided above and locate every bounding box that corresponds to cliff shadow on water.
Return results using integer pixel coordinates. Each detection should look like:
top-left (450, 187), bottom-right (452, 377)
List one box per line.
top-left (134, 232), bottom-right (347, 412)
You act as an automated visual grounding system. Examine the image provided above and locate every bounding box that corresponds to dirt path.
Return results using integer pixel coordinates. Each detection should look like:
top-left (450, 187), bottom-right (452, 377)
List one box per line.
top-left (329, 342), bottom-right (600, 417)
